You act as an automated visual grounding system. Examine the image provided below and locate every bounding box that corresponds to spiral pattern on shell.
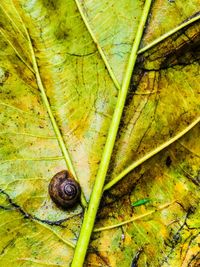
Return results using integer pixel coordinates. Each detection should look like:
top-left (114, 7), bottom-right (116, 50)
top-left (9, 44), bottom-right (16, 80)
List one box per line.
top-left (49, 170), bottom-right (81, 209)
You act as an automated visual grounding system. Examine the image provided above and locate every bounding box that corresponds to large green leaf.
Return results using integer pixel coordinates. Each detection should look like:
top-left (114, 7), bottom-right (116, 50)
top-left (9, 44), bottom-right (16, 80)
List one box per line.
top-left (0, 0), bottom-right (199, 266)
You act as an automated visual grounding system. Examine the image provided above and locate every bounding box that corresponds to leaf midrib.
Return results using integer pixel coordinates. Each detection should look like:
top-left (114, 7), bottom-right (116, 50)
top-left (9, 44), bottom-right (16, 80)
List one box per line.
top-left (1, 2), bottom-right (199, 264)
top-left (71, 1), bottom-right (153, 266)
top-left (73, 4), bottom-right (200, 191)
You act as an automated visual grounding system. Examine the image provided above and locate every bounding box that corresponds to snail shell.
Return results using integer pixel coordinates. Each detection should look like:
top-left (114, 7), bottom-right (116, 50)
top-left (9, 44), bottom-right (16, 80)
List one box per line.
top-left (49, 170), bottom-right (80, 209)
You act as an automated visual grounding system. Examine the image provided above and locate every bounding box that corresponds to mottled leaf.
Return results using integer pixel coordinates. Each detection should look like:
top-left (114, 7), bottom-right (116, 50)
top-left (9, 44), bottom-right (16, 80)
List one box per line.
top-left (0, 0), bottom-right (199, 266)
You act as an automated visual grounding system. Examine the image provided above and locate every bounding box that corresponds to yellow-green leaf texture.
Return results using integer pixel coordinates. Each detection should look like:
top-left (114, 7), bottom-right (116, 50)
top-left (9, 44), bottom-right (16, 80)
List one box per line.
top-left (0, 0), bottom-right (199, 266)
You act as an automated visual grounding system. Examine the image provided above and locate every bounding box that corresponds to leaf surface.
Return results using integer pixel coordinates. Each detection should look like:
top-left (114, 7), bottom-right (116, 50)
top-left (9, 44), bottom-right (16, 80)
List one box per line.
top-left (88, 125), bottom-right (200, 266)
top-left (107, 15), bottom-right (200, 186)
top-left (0, 0), bottom-right (199, 266)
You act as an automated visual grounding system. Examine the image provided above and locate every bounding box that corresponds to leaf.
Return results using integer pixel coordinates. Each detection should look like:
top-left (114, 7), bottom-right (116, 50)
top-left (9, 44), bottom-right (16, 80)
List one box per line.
top-left (75, 0), bottom-right (144, 85)
top-left (106, 10), bottom-right (200, 190)
top-left (89, 125), bottom-right (200, 266)
top-left (0, 190), bottom-right (76, 266)
top-left (0, 0), bottom-right (200, 266)
top-left (0, 0), bottom-right (118, 206)
top-left (0, 0), bottom-right (116, 264)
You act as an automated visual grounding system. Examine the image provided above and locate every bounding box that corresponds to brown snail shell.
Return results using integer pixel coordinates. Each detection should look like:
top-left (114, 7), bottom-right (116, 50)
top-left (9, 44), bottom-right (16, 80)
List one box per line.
top-left (49, 170), bottom-right (81, 209)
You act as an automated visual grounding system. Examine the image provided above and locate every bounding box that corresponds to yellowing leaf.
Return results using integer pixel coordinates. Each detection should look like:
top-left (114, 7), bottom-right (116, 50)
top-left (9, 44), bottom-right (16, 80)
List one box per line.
top-left (0, 0), bottom-right (199, 266)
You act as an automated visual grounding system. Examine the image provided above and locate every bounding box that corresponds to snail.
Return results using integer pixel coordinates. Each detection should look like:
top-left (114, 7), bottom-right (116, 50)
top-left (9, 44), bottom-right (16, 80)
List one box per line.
top-left (49, 170), bottom-right (81, 209)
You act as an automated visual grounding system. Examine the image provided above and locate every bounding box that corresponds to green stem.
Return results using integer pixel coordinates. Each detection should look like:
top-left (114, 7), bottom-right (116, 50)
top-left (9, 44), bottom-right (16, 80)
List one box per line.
top-left (103, 116), bottom-right (200, 191)
top-left (138, 13), bottom-right (200, 54)
top-left (71, 1), bottom-right (153, 266)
